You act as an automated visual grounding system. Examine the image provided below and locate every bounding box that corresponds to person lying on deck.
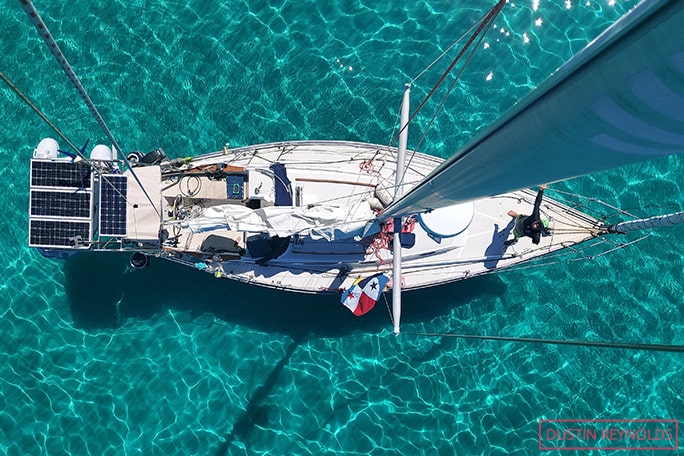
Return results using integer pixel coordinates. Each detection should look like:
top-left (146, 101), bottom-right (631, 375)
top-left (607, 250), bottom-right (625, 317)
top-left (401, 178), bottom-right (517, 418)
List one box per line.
top-left (504, 184), bottom-right (549, 246)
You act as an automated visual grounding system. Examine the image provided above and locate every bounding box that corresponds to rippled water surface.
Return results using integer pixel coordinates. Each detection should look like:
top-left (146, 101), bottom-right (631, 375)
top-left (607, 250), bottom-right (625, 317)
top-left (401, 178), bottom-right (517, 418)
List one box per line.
top-left (1, 1), bottom-right (682, 454)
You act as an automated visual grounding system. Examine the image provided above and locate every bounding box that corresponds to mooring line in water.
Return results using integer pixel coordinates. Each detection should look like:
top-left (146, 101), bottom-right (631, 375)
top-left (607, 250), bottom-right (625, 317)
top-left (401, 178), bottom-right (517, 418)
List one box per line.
top-left (406, 332), bottom-right (684, 353)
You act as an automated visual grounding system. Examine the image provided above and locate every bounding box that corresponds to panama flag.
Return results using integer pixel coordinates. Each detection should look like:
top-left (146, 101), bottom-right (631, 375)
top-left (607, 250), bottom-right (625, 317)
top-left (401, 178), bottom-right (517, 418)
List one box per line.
top-left (341, 273), bottom-right (390, 316)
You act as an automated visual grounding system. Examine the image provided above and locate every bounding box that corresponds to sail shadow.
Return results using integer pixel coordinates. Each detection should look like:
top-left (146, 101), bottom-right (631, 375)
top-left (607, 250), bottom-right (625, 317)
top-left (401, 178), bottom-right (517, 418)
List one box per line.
top-left (484, 220), bottom-right (514, 269)
top-left (214, 334), bottom-right (303, 455)
top-left (62, 252), bottom-right (507, 338)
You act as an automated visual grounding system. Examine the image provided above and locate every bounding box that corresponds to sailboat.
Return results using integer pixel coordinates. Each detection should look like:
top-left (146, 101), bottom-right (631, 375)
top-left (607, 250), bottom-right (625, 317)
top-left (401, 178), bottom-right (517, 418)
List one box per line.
top-left (19, 0), bottom-right (684, 333)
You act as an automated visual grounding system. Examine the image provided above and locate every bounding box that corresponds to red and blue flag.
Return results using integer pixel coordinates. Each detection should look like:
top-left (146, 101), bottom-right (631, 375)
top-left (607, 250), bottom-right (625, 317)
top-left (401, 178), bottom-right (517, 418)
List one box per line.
top-left (341, 273), bottom-right (390, 316)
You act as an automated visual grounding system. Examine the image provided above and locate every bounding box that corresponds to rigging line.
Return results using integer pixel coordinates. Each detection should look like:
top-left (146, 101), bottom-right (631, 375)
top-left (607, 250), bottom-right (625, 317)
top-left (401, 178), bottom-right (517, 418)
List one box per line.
top-left (380, 97), bottom-right (406, 164)
top-left (568, 234), bottom-right (650, 259)
top-left (390, 0), bottom-right (506, 147)
top-left (278, 174), bottom-right (427, 208)
top-left (492, 234), bottom-right (649, 274)
top-left (414, 22), bottom-right (492, 156)
top-left (551, 189), bottom-right (641, 219)
top-left (346, 167), bottom-right (382, 218)
top-left (1, 70), bottom-right (134, 206)
top-left (549, 227), bottom-right (602, 234)
top-left (401, 246), bottom-right (574, 273)
top-left (405, 332), bottom-right (684, 354)
top-left (20, 0), bottom-right (160, 218)
top-left (383, 293), bottom-right (395, 328)
top-left (410, 17), bottom-right (483, 85)
top-left (400, 17), bottom-right (496, 187)
top-left (0, 70), bottom-right (80, 154)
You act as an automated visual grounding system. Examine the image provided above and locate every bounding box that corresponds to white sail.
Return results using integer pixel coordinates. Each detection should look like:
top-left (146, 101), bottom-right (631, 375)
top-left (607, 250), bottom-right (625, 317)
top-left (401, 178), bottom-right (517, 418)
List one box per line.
top-left (384, 0), bottom-right (684, 219)
top-left (181, 200), bottom-right (375, 241)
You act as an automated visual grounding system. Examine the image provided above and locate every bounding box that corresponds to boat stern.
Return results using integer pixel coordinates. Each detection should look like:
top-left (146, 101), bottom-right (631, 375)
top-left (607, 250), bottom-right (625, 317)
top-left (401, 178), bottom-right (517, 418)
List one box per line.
top-left (27, 138), bottom-right (164, 256)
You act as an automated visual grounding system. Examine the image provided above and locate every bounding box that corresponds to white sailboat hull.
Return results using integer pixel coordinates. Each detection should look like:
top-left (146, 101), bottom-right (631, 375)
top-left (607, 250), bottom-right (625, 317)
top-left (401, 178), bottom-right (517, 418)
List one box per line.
top-left (150, 141), bottom-right (600, 294)
top-left (28, 139), bottom-right (602, 295)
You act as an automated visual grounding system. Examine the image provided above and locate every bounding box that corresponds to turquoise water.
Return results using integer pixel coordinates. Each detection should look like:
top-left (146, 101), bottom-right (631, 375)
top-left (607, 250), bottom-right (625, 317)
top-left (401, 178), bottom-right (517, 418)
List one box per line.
top-left (1, 1), bottom-right (683, 454)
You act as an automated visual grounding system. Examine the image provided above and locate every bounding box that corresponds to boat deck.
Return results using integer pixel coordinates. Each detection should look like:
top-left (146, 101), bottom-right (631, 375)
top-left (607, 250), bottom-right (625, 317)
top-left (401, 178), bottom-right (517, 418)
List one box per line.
top-left (156, 141), bottom-right (601, 294)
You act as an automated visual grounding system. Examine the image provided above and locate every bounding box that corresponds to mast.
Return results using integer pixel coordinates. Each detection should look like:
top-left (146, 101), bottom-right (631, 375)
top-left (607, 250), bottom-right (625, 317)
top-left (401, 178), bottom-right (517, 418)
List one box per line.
top-left (607, 210), bottom-right (684, 234)
top-left (392, 84), bottom-right (410, 335)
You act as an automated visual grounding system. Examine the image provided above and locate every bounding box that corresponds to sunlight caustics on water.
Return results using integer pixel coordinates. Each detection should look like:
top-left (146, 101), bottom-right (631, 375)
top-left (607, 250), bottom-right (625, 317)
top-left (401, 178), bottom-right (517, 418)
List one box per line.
top-left (0, 1), bottom-right (682, 454)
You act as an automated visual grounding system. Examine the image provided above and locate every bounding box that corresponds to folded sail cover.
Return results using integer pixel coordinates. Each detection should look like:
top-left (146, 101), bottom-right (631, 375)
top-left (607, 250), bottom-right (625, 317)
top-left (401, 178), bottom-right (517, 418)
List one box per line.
top-left (341, 273), bottom-right (390, 316)
top-left (384, 0), bottom-right (684, 218)
top-left (182, 199), bottom-right (375, 241)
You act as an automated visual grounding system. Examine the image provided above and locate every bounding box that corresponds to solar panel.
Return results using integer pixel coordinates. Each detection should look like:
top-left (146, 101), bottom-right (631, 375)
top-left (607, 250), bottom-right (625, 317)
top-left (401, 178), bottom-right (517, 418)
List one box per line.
top-left (99, 175), bottom-right (128, 236)
top-left (29, 219), bottom-right (91, 248)
top-left (30, 190), bottom-right (92, 218)
top-left (27, 159), bottom-right (97, 249)
top-left (30, 160), bottom-right (92, 188)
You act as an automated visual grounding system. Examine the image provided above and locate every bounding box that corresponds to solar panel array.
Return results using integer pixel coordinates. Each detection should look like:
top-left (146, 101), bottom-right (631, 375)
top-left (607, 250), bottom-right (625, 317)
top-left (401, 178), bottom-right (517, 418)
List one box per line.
top-left (29, 159), bottom-right (93, 249)
top-left (99, 175), bottom-right (128, 236)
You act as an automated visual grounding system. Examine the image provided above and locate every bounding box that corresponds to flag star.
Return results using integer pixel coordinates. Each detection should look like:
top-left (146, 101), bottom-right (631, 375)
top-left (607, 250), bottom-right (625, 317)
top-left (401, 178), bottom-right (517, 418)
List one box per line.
top-left (370, 281), bottom-right (377, 290)
top-left (347, 291), bottom-right (356, 300)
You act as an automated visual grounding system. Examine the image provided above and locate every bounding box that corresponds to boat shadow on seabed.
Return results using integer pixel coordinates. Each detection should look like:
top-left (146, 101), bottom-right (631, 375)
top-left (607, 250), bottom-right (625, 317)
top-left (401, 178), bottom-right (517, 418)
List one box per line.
top-left (61, 252), bottom-right (507, 338)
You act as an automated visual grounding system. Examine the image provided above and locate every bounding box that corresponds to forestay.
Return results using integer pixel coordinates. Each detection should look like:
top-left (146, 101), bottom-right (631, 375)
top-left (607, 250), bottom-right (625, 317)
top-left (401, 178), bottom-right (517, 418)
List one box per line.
top-left (384, 0), bottom-right (684, 218)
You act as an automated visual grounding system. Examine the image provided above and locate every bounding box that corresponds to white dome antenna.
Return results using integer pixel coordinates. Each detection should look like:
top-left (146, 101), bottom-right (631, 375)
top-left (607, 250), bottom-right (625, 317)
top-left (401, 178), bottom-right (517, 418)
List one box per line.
top-left (33, 138), bottom-right (60, 159)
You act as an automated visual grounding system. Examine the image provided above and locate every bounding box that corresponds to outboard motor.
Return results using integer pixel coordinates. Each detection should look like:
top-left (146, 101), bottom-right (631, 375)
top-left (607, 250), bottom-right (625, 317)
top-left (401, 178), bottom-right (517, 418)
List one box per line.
top-left (130, 252), bottom-right (150, 269)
